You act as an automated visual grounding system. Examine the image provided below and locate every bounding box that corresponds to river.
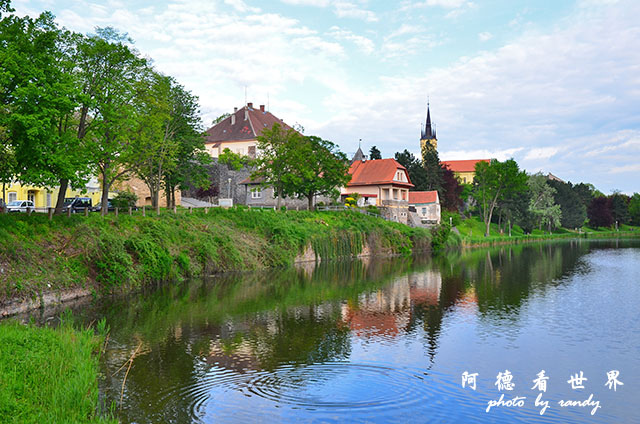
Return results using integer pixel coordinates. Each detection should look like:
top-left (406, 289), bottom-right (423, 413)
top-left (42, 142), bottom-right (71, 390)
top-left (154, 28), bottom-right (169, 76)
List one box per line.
top-left (25, 239), bottom-right (640, 423)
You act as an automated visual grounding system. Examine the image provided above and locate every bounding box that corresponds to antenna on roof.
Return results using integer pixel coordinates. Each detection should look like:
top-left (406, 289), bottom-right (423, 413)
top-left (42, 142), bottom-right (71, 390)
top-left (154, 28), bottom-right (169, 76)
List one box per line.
top-left (267, 93), bottom-right (270, 112)
top-left (244, 86), bottom-right (247, 106)
top-left (359, 138), bottom-right (362, 149)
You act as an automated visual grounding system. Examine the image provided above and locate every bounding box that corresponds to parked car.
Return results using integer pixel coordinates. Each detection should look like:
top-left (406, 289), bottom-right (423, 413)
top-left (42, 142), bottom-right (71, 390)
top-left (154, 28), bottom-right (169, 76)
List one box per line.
top-left (92, 199), bottom-right (138, 213)
top-left (91, 199), bottom-right (115, 213)
top-left (6, 200), bottom-right (35, 213)
top-left (62, 197), bottom-right (92, 213)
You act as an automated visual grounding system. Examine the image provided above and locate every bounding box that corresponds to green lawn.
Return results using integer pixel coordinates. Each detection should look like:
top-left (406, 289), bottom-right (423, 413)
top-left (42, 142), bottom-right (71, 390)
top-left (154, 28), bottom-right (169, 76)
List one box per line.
top-left (0, 319), bottom-right (114, 423)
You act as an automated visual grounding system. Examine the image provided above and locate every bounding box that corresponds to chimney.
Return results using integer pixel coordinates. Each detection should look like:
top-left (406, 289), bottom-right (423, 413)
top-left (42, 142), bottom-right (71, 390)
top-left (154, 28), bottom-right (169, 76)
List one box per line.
top-left (247, 102), bottom-right (253, 109)
top-left (260, 104), bottom-right (265, 112)
top-left (231, 108), bottom-right (236, 125)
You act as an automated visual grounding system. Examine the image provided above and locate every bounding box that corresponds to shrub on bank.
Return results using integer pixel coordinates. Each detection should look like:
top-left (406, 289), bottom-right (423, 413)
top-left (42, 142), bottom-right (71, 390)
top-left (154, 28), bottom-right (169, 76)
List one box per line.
top-left (0, 209), bottom-right (431, 301)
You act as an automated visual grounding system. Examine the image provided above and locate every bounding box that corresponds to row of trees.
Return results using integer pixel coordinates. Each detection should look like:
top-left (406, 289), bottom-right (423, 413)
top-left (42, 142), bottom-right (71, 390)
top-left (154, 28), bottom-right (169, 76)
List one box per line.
top-left (0, 1), bottom-right (209, 212)
top-left (470, 159), bottom-right (639, 236)
top-left (370, 144), bottom-right (638, 235)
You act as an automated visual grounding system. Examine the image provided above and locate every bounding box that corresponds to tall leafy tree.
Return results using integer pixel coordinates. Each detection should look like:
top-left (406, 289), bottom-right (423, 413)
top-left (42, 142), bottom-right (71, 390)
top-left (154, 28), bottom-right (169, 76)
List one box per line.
top-left (253, 123), bottom-right (301, 209)
top-left (609, 192), bottom-right (630, 226)
top-left (1, 8), bottom-right (90, 209)
top-left (283, 135), bottom-right (351, 210)
top-left (395, 149), bottom-right (427, 190)
top-left (440, 164), bottom-right (463, 211)
top-left (369, 145), bottom-right (381, 160)
top-left (547, 180), bottom-right (586, 229)
top-left (79, 28), bottom-right (147, 214)
top-left (588, 196), bottom-right (613, 228)
top-left (528, 173), bottom-right (562, 232)
top-left (628, 193), bottom-right (640, 226)
top-left (130, 72), bottom-right (204, 210)
top-left (420, 142), bottom-right (443, 192)
top-left (472, 159), bottom-right (528, 237)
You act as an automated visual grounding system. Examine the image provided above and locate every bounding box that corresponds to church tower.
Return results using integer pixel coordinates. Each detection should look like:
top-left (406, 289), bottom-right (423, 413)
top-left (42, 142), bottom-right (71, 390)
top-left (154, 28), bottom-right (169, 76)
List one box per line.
top-left (420, 103), bottom-right (437, 151)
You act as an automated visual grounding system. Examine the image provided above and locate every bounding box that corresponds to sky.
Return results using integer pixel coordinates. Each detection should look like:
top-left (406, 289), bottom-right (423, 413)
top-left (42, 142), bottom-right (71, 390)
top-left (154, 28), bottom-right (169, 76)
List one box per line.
top-left (11, 0), bottom-right (640, 194)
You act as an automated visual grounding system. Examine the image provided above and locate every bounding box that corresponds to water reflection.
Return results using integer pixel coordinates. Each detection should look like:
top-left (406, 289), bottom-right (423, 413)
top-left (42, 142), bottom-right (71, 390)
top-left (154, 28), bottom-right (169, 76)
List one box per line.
top-left (19, 239), bottom-right (640, 423)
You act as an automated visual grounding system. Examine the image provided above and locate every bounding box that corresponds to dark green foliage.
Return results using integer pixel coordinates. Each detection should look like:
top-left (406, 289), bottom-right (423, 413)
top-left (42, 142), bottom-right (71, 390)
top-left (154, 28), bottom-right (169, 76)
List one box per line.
top-left (430, 223), bottom-right (451, 253)
top-left (629, 193), bottom-right (640, 225)
top-left (610, 192), bottom-right (630, 225)
top-left (112, 191), bottom-right (138, 209)
top-left (394, 149), bottom-right (428, 190)
top-left (369, 145), bottom-right (382, 160)
top-left (573, 183), bottom-right (596, 208)
top-left (420, 143), bottom-right (443, 192)
top-left (547, 180), bottom-right (587, 229)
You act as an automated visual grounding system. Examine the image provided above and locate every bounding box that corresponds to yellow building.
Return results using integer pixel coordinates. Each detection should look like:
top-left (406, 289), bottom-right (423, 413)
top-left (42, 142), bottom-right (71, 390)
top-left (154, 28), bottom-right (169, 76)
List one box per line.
top-left (1, 178), bottom-right (103, 209)
top-left (440, 159), bottom-right (491, 184)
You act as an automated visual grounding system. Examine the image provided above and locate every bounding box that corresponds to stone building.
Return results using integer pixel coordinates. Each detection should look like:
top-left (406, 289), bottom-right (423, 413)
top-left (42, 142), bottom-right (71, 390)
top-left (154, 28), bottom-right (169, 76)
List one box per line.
top-left (204, 102), bottom-right (293, 159)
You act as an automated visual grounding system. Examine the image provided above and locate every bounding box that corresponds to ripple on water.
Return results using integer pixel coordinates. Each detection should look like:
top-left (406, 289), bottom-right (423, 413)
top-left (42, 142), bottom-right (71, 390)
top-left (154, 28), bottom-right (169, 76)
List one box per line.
top-left (153, 361), bottom-right (461, 422)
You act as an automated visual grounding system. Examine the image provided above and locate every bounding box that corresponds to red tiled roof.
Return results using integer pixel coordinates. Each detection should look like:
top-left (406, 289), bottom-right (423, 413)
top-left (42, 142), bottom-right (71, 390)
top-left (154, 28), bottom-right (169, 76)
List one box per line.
top-left (205, 104), bottom-right (293, 144)
top-left (347, 159), bottom-right (414, 188)
top-left (409, 191), bottom-right (438, 204)
top-left (441, 159), bottom-right (490, 173)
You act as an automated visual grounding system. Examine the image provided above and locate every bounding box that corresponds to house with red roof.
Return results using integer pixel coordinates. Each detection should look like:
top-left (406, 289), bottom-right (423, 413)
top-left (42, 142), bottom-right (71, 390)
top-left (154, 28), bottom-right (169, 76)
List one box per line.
top-left (408, 191), bottom-right (441, 225)
top-left (204, 102), bottom-right (292, 159)
top-left (341, 150), bottom-right (413, 223)
top-left (441, 159), bottom-right (491, 184)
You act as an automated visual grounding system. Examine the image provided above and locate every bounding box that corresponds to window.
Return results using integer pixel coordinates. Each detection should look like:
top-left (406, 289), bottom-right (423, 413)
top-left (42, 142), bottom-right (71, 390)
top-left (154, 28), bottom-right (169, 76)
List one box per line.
top-left (251, 188), bottom-right (262, 199)
top-left (8, 192), bottom-right (17, 202)
top-left (46, 192), bottom-right (52, 208)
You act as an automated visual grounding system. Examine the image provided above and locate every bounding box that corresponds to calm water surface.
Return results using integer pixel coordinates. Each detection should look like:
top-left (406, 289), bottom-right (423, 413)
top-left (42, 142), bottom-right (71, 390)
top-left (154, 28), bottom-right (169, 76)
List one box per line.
top-left (32, 240), bottom-right (640, 423)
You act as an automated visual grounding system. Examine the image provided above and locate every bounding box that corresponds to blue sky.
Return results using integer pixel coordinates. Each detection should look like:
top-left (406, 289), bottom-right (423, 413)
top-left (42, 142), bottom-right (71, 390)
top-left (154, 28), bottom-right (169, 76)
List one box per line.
top-left (12, 0), bottom-right (640, 194)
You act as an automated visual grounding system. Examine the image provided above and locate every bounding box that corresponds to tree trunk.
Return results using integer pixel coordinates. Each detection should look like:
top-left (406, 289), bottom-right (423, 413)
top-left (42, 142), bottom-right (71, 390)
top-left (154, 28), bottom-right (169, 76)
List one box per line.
top-left (101, 174), bottom-right (111, 217)
top-left (508, 219), bottom-right (512, 237)
top-left (308, 193), bottom-right (314, 211)
top-left (276, 186), bottom-right (282, 210)
top-left (55, 178), bottom-right (69, 213)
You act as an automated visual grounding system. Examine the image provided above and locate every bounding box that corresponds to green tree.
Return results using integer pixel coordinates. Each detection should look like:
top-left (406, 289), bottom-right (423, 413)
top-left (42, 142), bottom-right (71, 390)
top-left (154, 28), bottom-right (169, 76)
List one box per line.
top-left (252, 123), bottom-right (301, 209)
top-left (1, 8), bottom-right (90, 210)
top-left (472, 159), bottom-right (528, 237)
top-left (395, 149), bottom-right (428, 191)
top-left (218, 148), bottom-right (251, 170)
top-left (609, 192), bottom-right (630, 226)
top-left (628, 193), bottom-right (640, 226)
top-left (283, 135), bottom-right (351, 210)
top-left (420, 143), bottom-right (443, 192)
top-left (369, 145), bottom-right (381, 160)
top-left (80, 28), bottom-right (148, 214)
top-left (528, 173), bottom-right (562, 232)
top-left (547, 180), bottom-right (586, 229)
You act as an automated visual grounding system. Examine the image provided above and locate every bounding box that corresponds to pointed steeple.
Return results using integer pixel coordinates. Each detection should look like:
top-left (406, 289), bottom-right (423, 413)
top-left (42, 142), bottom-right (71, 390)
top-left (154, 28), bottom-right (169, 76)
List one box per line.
top-left (352, 144), bottom-right (366, 163)
top-left (423, 102), bottom-right (434, 139)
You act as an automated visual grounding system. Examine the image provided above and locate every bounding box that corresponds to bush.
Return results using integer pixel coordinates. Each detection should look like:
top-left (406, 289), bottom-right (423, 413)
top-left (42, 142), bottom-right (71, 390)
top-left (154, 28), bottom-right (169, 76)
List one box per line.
top-left (112, 191), bottom-right (138, 209)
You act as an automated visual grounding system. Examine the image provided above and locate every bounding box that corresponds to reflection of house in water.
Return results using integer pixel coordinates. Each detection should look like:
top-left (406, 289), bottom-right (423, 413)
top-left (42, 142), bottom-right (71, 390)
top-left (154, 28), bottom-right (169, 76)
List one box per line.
top-left (341, 269), bottom-right (442, 340)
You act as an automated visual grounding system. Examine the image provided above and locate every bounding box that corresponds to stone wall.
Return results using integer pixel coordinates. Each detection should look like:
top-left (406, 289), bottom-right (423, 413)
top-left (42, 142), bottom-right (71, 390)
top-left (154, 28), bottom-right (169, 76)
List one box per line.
top-left (182, 160), bottom-right (336, 208)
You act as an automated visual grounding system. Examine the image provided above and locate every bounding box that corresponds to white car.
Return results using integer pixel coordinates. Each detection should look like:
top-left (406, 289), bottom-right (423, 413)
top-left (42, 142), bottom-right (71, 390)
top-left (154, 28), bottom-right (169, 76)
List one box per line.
top-left (6, 200), bottom-right (35, 213)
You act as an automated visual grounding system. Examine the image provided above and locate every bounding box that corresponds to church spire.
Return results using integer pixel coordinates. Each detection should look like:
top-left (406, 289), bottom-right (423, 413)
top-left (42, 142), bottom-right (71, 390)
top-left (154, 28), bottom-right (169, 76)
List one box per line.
top-left (421, 102), bottom-right (436, 141)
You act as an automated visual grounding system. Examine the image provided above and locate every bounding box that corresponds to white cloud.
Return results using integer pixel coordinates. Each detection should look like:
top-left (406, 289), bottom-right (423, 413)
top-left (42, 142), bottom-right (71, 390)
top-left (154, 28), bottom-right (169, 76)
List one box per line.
top-left (328, 26), bottom-right (375, 54)
top-left (523, 147), bottom-right (560, 161)
top-left (333, 1), bottom-right (378, 22)
top-left (478, 31), bottom-right (493, 42)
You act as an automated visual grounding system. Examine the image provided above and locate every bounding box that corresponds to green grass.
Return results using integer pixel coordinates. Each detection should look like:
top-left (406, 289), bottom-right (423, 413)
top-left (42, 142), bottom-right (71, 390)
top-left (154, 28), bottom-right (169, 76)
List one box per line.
top-left (454, 215), bottom-right (640, 247)
top-left (0, 208), bottom-right (431, 301)
top-left (0, 318), bottom-right (114, 423)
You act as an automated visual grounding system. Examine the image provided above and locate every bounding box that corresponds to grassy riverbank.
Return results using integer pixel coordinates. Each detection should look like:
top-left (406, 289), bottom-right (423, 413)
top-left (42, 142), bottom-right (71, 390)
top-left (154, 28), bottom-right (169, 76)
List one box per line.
top-left (0, 208), bottom-right (430, 304)
top-left (451, 215), bottom-right (640, 247)
top-left (0, 317), bottom-right (114, 423)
